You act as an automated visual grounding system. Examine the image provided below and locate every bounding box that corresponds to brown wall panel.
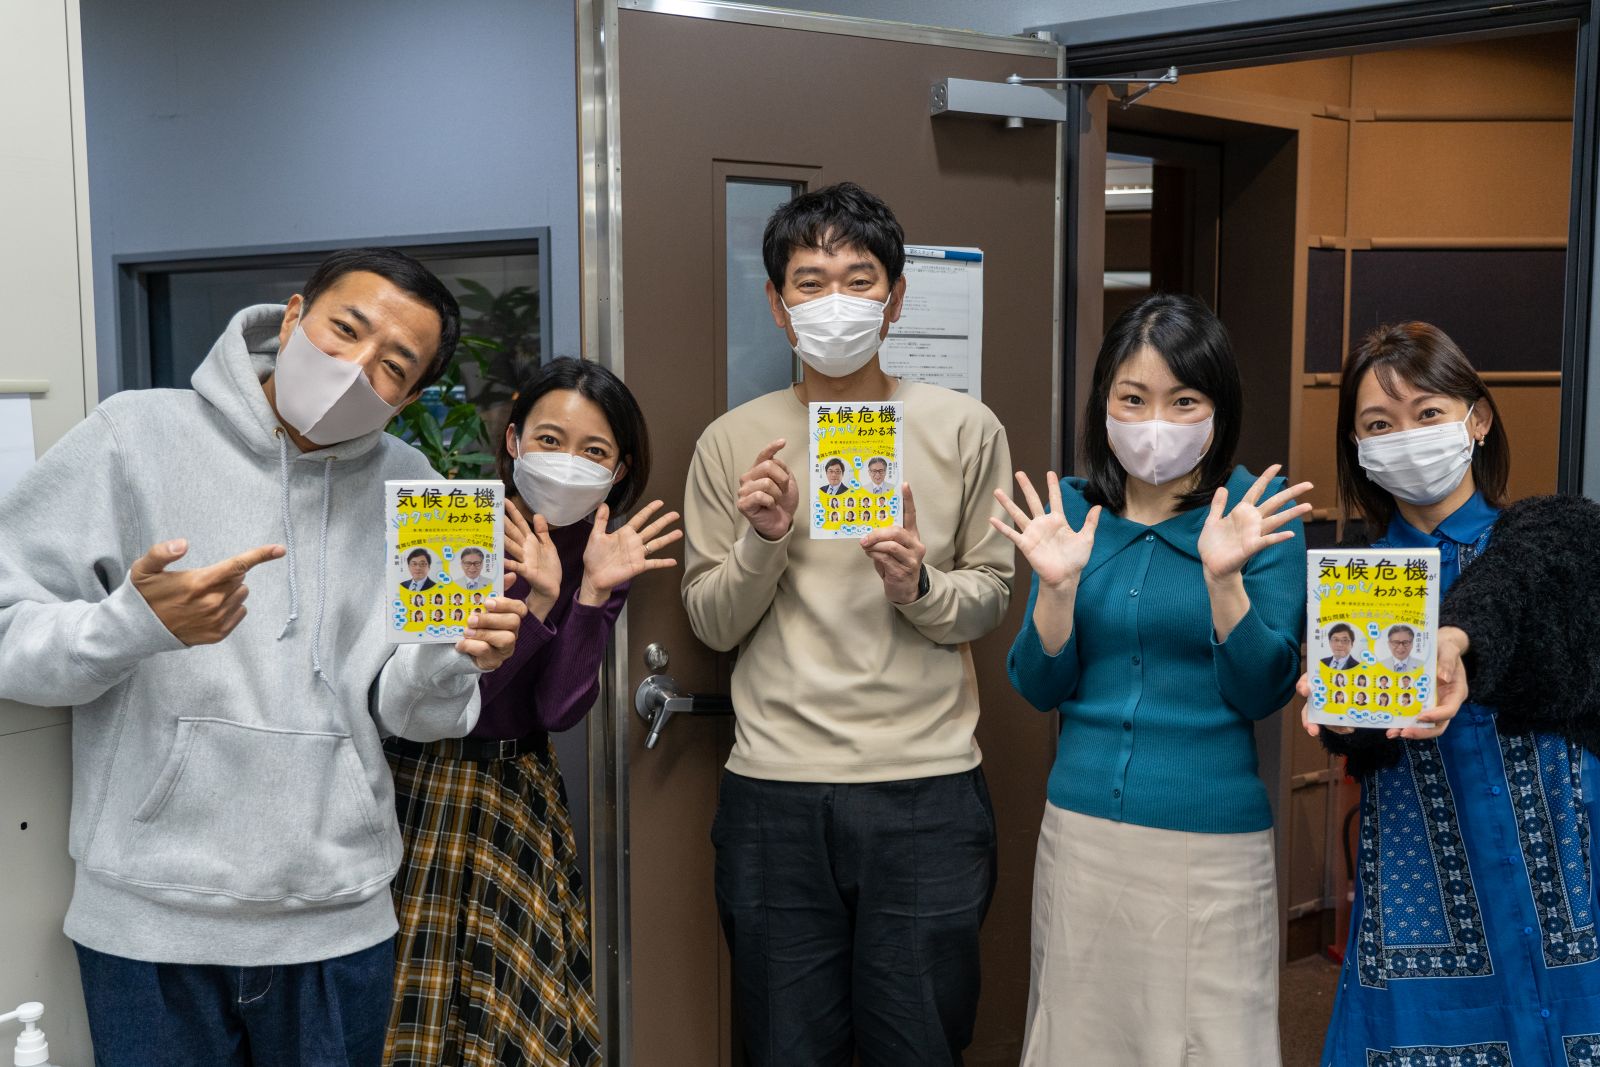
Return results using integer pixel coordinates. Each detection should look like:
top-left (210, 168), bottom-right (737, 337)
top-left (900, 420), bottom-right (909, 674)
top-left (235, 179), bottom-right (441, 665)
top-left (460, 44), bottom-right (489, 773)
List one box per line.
top-left (1296, 386), bottom-right (1341, 511)
top-left (1183, 56), bottom-right (1352, 109)
top-left (1287, 786), bottom-right (1330, 912)
top-left (1491, 382), bottom-right (1562, 499)
top-left (1348, 122), bottom-right (1573, 238)
top-left (1308, 115), bottom-right (1349, 237)
top-left (1105, 211), bottom-right (1151, 271)
top-left (1351, 31), bottom-right (1576, 116)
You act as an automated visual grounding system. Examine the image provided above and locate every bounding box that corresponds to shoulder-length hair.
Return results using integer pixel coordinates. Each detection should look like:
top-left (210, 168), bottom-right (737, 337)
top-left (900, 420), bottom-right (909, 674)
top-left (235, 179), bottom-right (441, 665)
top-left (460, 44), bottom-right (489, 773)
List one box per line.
top-left (1081, 293), bottom-right (1242, 513)
top-left (497, 357), bottom-right (651, 516)
top-left (1335, 322), bottom-right (1509, 539)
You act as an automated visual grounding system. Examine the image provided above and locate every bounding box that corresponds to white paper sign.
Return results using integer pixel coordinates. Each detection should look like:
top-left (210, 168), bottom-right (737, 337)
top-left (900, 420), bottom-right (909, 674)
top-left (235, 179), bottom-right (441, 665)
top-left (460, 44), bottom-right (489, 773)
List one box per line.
top-left (0, 396), bottom-right (37, 499)
top-left (880, 246), bottom-right (983, 398)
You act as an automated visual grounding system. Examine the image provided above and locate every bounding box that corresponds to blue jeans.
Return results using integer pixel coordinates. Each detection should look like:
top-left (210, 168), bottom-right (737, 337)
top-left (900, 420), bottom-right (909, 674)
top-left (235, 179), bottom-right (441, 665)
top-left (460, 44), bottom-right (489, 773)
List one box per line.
top-left (74, 938), bottom-right (395, 1067)
top-left (712, 768), bottom-right (998, 1067)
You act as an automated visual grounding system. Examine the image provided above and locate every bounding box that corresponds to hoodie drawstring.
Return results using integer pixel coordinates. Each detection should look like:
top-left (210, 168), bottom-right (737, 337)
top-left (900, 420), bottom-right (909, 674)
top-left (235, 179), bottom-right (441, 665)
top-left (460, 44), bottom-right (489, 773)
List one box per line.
top-left (277, 431), bottom-right (301, 638)
top-left (311, 458), bottom-right (333, 682)
top-left (275, 430), bottom-right (336, 688)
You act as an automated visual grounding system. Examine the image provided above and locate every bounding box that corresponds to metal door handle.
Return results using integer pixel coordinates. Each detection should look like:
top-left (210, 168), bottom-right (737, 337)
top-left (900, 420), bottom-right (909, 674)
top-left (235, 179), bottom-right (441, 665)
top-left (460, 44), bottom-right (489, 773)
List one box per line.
top-left (633, 673), bottom-right (733, 749)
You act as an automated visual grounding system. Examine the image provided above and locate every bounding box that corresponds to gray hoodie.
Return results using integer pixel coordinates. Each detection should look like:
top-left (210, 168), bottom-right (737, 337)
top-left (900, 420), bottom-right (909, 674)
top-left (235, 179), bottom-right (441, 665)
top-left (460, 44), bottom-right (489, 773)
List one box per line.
top-left (0, 305), bottom-right (482, 966)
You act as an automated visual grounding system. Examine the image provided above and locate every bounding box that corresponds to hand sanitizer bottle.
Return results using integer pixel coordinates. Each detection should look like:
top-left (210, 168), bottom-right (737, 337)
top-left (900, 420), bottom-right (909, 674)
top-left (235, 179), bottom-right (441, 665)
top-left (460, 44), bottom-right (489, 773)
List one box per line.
top-left (0, 1002), bottom-right (57, 1067)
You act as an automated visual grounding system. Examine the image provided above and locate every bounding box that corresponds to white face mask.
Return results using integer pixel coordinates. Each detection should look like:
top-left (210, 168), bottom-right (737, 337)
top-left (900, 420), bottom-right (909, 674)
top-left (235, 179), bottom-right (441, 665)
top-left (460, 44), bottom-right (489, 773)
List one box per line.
top-left (273, 323), bottom-right (401, 445)
top-left (784, 293), bottom-right (889, 378)
top-left (1357, 405), bottom-right (1477, 506)
top-left (512, 446), bottom-right (617, 527)
top-left (1105, 413), bottom-right (1214, 487)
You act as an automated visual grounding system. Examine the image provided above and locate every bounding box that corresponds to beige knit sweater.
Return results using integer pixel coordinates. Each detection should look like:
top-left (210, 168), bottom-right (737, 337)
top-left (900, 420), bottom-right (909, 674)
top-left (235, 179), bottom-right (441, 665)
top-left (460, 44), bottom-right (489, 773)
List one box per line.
top-left (682, 381), bottom-right (1014, 783)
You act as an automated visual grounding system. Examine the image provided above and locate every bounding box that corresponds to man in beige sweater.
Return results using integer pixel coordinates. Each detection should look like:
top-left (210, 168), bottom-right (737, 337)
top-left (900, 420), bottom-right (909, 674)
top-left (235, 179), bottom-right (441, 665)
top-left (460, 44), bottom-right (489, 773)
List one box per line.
top-left (682, 183), bottom-right (1014, 1066)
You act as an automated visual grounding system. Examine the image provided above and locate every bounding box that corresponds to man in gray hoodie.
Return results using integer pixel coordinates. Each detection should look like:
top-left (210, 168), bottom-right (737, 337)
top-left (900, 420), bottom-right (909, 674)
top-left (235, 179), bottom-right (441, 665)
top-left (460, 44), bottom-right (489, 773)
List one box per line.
top-left (0, 248), bottom-right (526, 1064)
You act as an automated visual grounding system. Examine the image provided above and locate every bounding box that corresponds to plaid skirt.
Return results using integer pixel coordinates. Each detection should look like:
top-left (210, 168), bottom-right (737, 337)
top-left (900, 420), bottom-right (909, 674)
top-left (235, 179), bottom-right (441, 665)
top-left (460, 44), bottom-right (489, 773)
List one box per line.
top-left (384, 735), bottom-right (602, 1067)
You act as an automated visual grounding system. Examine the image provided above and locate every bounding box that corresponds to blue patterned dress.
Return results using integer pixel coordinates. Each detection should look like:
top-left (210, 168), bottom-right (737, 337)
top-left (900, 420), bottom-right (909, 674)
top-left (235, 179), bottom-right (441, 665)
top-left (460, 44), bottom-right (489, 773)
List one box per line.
top-left (1322, 492), bottom-right (1600, 1067)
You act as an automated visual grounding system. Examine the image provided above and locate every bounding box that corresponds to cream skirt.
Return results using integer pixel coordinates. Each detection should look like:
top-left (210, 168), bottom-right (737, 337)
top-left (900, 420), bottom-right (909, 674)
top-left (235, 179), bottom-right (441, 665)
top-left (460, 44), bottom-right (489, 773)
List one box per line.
top-left (1021, 804), bottom-right (1280, 1067)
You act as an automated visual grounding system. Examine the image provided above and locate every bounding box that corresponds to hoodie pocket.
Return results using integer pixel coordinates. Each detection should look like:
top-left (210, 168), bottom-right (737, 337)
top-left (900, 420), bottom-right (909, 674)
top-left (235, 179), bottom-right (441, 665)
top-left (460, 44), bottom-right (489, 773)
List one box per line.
top-left (110, 717), bottom-right (396, 905)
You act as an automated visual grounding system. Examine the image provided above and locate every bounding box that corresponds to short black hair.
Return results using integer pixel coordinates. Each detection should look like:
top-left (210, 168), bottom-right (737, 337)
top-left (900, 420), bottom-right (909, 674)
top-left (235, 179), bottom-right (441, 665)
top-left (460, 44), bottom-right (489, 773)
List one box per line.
top-left (300, 247), bottom-right (461, 395)
top-left (762, 182), bottom-right (906, 289)
top-left (825, 458), bottom-right (846, 473)
top-left (1080, 294), bottom-right (1243, 513)
top-left (500, 358), bottom-right (651, 517)
top-left (459, 547), bottom-right (484, 562)
top-left (1387, 625), bottom-right (1414, 638)
top-left (1335, 322), bottom-right (1509, 539)
top-left (407, 548), bottom-right (432, 564)
top-left (1328, 623), bottom-right (1355, 641)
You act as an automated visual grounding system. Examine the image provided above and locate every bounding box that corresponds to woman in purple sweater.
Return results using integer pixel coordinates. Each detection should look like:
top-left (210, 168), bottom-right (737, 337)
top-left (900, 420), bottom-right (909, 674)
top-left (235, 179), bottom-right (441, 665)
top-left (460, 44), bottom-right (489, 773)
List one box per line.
top-left (384, 359), bottom-right (680, 1067)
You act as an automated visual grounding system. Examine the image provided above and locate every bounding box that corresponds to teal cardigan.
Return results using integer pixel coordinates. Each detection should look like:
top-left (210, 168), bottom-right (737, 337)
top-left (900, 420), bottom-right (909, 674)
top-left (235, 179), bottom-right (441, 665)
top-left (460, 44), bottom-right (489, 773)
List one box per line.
top-left (1007, 466), bottom-right (1307, 833)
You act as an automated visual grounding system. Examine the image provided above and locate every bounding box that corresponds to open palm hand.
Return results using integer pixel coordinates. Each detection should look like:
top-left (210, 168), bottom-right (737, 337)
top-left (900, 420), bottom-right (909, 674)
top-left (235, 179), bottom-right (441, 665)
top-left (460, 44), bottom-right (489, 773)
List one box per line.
top-left (990, 471), bottom-right (1100, 589)
top-left (581, 499), bottom-right (682, 601)
top-left (1197, 464), bottom-right (1312, 580)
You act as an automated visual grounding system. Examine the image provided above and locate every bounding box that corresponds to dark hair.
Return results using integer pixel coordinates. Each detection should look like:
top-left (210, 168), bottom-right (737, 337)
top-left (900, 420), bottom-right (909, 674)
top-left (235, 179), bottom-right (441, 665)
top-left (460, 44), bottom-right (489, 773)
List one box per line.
top-left (868, 456), bottom-right (887, 469)
top-left (1387, 625), bottom-right (1414, 638)
top-left (762, 182), bottom-right (906, 289)
top-left (406, 548), bottom-right (432, 564)
top-left (1081, 293), bottom-right (1243, 513)
top-left (1335, 322), bottom-right (1509, 539)
top-left (459, 547), bottom-right (484, 562)
top-left (825, 458), bottom-right (846, 473)
top-left (499, 358), bottom-right (651, 516)
top-left (1328, 623), bottom-right (1354, 641)
top-left (300, 247), bottom-right (462, 394)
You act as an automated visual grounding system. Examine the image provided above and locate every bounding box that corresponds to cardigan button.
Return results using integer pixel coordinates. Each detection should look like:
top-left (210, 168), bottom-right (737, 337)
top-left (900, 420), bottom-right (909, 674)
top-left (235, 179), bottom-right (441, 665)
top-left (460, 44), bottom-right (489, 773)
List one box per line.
top-left (1129, 588), bottom-right (1140, 597)
top-left (1144, 533), bottom-right (1154, 542)
top-left (1112, 789), bottom-right (1121, 798)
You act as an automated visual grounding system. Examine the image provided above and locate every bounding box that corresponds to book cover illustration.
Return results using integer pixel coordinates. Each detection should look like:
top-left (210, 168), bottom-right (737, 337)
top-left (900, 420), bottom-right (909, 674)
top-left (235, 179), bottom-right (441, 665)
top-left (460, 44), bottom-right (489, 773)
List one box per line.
top-left (1306, 548), bottom-right (1440, 728)
top-left (809, 400), bottom-right (903, 540)
top-left (387, 480), bottom-right (505, 644)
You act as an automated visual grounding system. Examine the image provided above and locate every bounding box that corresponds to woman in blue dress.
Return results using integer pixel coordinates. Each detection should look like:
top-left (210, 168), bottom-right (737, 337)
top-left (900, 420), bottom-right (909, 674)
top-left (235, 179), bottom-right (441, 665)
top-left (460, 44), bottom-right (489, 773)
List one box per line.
top-left (1310, 321), bottom-right (1600, 1066)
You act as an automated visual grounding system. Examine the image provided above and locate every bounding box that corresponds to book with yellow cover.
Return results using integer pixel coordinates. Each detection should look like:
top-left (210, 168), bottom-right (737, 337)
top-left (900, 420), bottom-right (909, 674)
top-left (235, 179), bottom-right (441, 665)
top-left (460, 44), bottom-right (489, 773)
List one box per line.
top-left (809, 400), bottom-right (903, 539)
top-left (1306, 548), bottom-right (1440, 729)
top-left (387, 480), bottom-right (504, 643)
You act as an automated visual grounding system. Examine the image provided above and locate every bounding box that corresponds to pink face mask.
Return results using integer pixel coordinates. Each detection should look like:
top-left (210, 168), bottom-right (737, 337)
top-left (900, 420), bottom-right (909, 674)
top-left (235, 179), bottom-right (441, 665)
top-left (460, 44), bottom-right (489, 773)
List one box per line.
top-left (273, 323), bottom-right (400, 446)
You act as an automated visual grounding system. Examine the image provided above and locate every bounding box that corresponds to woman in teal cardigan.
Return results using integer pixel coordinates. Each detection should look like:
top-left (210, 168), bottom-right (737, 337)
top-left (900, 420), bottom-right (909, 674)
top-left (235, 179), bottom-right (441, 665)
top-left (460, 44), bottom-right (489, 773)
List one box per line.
top-left (996, 294), bottom-right (1310, 1065)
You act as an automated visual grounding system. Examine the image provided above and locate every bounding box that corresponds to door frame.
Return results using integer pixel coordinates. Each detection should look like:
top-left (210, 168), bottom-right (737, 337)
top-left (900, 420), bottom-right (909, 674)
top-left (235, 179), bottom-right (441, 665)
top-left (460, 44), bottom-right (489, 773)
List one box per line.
top-left (1044, 0), bottom-right (1600, 493)
top-left (575, 1), bottom-right (1063, 1059)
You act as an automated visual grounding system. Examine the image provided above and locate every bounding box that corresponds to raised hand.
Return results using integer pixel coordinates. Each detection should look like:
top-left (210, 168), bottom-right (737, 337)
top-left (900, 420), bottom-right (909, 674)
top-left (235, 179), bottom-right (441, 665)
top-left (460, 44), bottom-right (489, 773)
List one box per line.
top-left (580, 500), bottom-right (683, 605)
top-left (1198, 464), bottom-right (1312, 581)
top-left (990, 471), bottom-right (1100, 590)
top-left (505, 499), bottom-right (562, 620)
top-left (456, 596), bottom-right (527, 671)
top-left (737, 439), bottom-right (799, 541)
top-left (130, 539), bottom-right (285, 646)
top-left (861, 483), bottom-right (927, 605)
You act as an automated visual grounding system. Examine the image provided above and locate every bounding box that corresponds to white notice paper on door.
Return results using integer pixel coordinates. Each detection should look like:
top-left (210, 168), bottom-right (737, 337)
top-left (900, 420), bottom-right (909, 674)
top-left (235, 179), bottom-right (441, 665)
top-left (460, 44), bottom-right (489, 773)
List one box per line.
top-left (879, 245), bottom-right (983, 399)
top-left (0, 395), bottom-right (37, 499)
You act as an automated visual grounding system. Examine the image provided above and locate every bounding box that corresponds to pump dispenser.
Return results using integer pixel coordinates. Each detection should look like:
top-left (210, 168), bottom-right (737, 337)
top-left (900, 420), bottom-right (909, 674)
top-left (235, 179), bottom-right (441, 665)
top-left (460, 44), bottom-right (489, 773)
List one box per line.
top-left (0, 1002), bottom-right (54, 1067)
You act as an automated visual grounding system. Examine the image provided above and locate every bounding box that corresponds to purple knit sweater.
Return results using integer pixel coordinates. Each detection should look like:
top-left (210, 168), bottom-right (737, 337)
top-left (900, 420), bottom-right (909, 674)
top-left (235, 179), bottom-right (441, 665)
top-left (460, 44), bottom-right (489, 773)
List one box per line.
top-left (469, 519), bottom-right (629, 740)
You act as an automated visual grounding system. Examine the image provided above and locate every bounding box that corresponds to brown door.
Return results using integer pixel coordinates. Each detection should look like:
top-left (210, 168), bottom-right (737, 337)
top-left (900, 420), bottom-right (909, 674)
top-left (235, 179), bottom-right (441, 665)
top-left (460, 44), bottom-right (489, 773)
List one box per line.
top-left (582, 6), bottom-right (1075, 1063)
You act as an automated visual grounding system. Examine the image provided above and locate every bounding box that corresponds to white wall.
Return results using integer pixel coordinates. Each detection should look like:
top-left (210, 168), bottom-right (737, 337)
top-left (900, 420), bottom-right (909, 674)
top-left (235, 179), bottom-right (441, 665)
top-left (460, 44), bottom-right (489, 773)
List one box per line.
top-left (0, 1), bottom-right (99, 1063)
